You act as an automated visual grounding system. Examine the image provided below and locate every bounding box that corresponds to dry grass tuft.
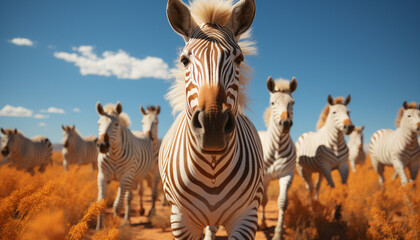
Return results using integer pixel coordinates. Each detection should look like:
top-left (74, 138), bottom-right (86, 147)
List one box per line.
top-left (149, 207), bottom-right (171, 231)
top-left (265, 154), bottom-right (420, 240)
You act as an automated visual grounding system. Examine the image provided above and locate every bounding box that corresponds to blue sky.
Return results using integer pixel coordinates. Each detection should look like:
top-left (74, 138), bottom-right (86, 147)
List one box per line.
top-left (1, 0), bottom-right (419, 145)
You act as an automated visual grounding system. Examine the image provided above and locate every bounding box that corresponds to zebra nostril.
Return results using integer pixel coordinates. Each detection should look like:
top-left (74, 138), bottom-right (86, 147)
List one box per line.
top-left (191, 110), bottom-right (203, 131)
top-left (223, 109), bottom-right (235, 134)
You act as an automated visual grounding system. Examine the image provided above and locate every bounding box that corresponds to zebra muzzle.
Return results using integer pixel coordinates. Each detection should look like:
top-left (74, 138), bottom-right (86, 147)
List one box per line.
top-left (280, 119), bottom-right (293, 133)
top-left (343, 124), bottom-right (354, 135)
top-left (190, 107), bottom-right (235, 154)
top-left (1, 147), bottom-right (9, 157)
top-left (97, 134), bottom-right (110, 153)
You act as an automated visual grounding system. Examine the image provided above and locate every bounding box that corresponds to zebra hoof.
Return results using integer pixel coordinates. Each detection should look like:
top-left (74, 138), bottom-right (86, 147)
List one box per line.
top-left (139, 208), bottom-right (145, 216)
top-left (147, 208), bottom-right (156, 217)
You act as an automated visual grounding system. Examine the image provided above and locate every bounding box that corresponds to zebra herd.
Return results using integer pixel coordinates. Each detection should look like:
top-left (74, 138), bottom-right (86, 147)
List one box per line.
top-left (1, 0), bottom-right (419, 239)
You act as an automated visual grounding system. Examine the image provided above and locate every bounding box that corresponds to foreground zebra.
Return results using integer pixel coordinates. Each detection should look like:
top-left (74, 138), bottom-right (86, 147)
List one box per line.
top-left (347, 126), bottom-right (366, 172)
top-left (369, 101), bottom-right (420, 186)
top-left (61, 125), bottom-right (98, 171)
top-left (135, 105), bottom-right (163, 216)
top-left (258, 76), bottom-right (297, 240)
top-left (296, 95), bottom-right (354, 200)
top-left (1, 128), bottom-right (52, 175)
top-left (159, 0), bottom-right (264, 239)
top-left (95, 102), bottom-right (154, 229)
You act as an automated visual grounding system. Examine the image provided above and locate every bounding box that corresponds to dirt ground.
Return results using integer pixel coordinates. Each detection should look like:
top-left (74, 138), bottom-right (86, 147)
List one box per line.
top-left (97, 188), bottom-right (279, 240)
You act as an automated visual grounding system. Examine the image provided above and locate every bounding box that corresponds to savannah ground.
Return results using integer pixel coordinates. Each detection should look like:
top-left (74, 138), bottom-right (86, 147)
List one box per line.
top-left (0, 152), bottom-right (419, 240)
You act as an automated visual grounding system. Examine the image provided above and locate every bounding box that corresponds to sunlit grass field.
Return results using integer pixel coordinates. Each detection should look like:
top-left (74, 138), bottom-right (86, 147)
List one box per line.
top-left (0, 153), bottom-right (419, 239)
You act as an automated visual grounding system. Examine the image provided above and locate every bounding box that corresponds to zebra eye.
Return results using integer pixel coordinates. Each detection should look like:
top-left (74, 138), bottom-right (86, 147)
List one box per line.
top-left (234, 54), bottom-right (244, 65)
top-left (115, 122), bottom-right (119, 126)
top-left (408, 115), bottom-right (411, 117)
top-left (271, 102), bottom-right (274, 105)
top-left (180, 56), bottom-right (190, 67)
top-left (332, 111), bottom-right (336, 114)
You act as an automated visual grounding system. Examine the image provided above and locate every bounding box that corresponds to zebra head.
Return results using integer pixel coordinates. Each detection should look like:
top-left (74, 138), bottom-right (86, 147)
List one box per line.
top-left (140, 105), bottom-right (160, 139)
top-left (61, 125), bottom-right (76, 149)
top-left (399, 101), bottom-right (420, 135)
top-left (349, 126), bottom-right (364, 149)
top-left (327, 95), bottom-right (354, 135)
top-left (96, 102), bottom-right (126, 154)
top-left (1, 128), bottom-right (20, 157)
top-left (266, 76), bottom-right (297, 134)
top-left (167, 0), bottom-right (255, 154)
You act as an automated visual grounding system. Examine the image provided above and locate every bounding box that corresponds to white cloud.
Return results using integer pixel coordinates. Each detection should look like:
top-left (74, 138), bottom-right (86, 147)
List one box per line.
top-left (39, 122), bottom-right (47, 127)
top-left (9, 38), bottom-right (34, 47)
top-left (54, 45), bottom-right (170, 80)
top-left (34, 114), bottom-right (49, 119)
top-left (73, 108), bottom-right (81, 113)
top-left (40, 107), bottom-right (65, 114)
top-left (0, 105), bottom-right (33, 117)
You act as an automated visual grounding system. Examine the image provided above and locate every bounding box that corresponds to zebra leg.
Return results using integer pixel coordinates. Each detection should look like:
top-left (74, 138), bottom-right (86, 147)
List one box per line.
top-left (349, 158), bottom-right (356, 173)
top-left (137, 180), bottom-right (145, 216)
top-left (259, 179), bottom-right (269, 230)
top-left (392, 170), bottom-right (399, 181)
top-left (27, 167), bottom-right (35, 176)
top-left (392, 159), bottom-right (409, 185)
top-left (338, 161), bottom-right (350, 184)
top-left (170, 205), bottom-right (202, 240)
top-left (320, 164), bottom-right (335, 188)
top-left (408, 160), bottom-right (419, 182)
top-left (225, 208), bottom-right (259, 240)
top-left (148, 171), bottom-right (160, 216)
top-left (371, 156), bottom-right (385, 185)
top-left (123, 189), bottom-right (133, 225)
top-left (301, 169), bottom-right (314, 199)
top-left (63, 159), bottom-right (69, 172)
top-left (314, 174), bottom-right (323, 201)
top-left (204, 225), bottom-right (218, 240)
top-left (272, 174), bottom-right (293, 240)
top-left (96, 175), bottom-right (108, 230)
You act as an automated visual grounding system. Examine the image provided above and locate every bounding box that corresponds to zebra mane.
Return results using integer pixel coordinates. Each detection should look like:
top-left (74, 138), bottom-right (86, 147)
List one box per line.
top-left (103, 103), bottom-right (131, 128)
top-left (395, 101), bottom-right (417, 128)
top-left (166, 0), bottom-right (257, 115)
top-left (273, 79), bottom-right (293, 92)
top-left (316, 96), bottom-right (346, 130)
top-left (263, 107), bottom-right (271, 128)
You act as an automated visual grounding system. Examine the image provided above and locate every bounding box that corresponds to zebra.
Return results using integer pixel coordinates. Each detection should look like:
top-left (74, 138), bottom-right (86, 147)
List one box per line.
top-left (1, 128), bottom-right (52, 175)
top-left (296, 95), bottom-right (354, 200)
top-left (134, 105), bottom-right (164, 216)
top-left (159, 0), bottom-right (264, 239)
top-left (61, 125), bottom-right (98, 171)
top-left (258, 76), bottom-right (297, 240)
top-left (95, 102), bottom-right (154, 230)
top-left (347, 126), bottom-right (366, 172)
top-left (369, 101), bottom-right (420, 186)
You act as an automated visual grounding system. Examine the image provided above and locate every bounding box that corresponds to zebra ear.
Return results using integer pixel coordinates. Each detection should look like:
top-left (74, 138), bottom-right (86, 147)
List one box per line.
top-left (361, 125), bottom-right (365, 131)
top-left (167, 0), bottom-right (198, 41)
top-left (344, 95), bottom-right (351, 106)
top-left (14, 128), bottom-right (17, 134)
top-left (96, 102), bottom-right (104, 115)
top-left (61, 125), bottom-right (66, 131)
top-left (1, 128), bottom-right (5, 135)
top-left (328, 95), bottom-right (334, 105)
top-left (225, 0), bottom-right (256, 37)
top-left (290, 77), bottom-right (297, 93)
top-left (140, 106), bottom-right (146, 115)
top-left (156, 105), bottom-right (161, 115)
top-left (403, 101), bottom-right (408, 109)
top-left (72, 125), bottom-right (75, 131)
top-left (116, 102), bottom-right (122, 115)
top-left (267, 76), bottom-right (275, 93)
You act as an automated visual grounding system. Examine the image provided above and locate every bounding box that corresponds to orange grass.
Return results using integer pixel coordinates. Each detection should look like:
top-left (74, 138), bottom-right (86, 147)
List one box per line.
top-left (0, 152), bottom-right (119, 240)
top-left (1, 152), bottom-right (419, 239)
top-left (266, 155), bottom-right (420, 240)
